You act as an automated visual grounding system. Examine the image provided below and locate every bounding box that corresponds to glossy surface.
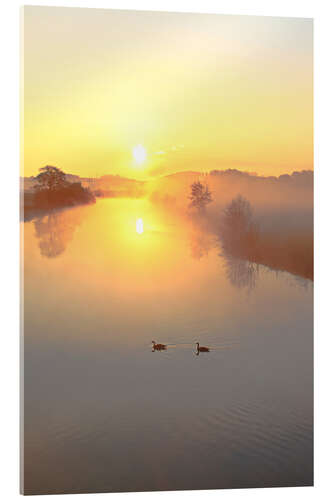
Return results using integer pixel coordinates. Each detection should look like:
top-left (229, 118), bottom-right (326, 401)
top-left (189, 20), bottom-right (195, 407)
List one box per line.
top-left (23, 199), bottom-right (313, 494)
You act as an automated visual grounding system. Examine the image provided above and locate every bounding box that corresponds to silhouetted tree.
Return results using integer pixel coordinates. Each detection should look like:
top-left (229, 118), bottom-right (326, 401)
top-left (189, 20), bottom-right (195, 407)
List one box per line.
top-left (34, 166), bottom-right (67, 192)
top-left (31, 166), bottom-right (95, 210)
top-left (189, 181), bottom-right (212, 213)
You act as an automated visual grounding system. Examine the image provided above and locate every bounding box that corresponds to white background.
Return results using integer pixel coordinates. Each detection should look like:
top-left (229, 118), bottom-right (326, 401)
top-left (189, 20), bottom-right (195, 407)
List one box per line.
top-left (0, 0), bottom-right (332, 499)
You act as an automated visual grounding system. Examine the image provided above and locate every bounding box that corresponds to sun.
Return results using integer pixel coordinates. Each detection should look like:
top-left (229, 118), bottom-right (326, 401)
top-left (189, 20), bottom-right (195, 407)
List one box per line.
top-left (132, 144), bottom-right (147, 165)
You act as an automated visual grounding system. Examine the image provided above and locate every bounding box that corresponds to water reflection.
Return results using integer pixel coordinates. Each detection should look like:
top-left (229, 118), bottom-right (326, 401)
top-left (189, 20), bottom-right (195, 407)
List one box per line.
top-left (136, 218), bottom-right (144, 234)
top-left (189, 230), bottom-right (215, 260)
top-left (27, 199), bottom-right (310, 297)
top-left (33, 209), bottom-right (83, 258)
top-left (23, 198), bottom-right (313, 494)
top-left (187, 225), bottom-right (260, 291)
top-left (223, 255), bottom-right (259, 292)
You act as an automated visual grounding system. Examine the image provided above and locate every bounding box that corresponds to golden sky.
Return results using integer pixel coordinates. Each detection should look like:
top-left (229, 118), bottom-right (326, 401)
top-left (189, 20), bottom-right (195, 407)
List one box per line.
top-left (23, 7), bottom-right (313, 179)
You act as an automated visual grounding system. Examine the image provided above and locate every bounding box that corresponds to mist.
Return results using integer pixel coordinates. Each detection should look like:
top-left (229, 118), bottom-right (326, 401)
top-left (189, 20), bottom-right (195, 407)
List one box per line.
top-left (147, 169), bottom-right (313, 281)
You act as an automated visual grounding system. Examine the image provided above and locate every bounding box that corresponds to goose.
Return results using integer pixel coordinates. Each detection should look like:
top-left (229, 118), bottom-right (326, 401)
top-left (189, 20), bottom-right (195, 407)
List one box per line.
top-left (152, 340), bottom-right (167, 350)
top-left (196, 342), bottom-right (210, 352)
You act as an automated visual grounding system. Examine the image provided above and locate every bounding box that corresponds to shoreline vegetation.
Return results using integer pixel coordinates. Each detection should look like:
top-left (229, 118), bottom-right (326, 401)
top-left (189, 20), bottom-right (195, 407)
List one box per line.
top-left (189, 188), bottom-right (313, 282)
top-left (217, 194), bottom-right (313, 281)
top-left (22, 166), bottom-right (313, 281)
top-left (22, 166), bottom-right (96, 222)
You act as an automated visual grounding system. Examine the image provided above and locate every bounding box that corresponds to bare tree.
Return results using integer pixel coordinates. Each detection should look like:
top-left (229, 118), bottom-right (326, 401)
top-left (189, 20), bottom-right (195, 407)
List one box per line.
top-left (189, 181), bottom-right (212, 213)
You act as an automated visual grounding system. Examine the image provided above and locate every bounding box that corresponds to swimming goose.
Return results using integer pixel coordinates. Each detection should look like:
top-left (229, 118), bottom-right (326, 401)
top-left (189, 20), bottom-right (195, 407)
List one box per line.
top-left (196, 342), bottom-right (210, 352)
top-left (152, 340), bottom-right (167, 350)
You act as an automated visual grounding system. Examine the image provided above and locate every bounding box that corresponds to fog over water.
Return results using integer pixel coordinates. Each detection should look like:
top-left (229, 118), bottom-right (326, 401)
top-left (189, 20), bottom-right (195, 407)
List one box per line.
top-left (23, 197), bottom-right (313, 494)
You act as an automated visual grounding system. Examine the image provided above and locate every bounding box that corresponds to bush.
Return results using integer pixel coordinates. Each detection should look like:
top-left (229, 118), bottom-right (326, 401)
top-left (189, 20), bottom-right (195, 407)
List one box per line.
top-left (34, 182), bottom-right (95, 209)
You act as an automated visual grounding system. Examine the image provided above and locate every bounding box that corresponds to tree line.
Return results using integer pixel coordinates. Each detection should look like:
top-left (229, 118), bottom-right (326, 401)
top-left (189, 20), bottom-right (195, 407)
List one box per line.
top-left (26, 165), bottom-right (95, 214)
top-left (188, 180), bottom-right (312, 281)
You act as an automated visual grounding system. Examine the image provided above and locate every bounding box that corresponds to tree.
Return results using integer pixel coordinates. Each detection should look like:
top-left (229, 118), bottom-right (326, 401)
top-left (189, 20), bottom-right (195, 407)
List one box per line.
top-left (34, 165), bottom-right (67, 192)
top-left (189, 181), bottom-right (212, 213)
top-left (32, 166), bottom-right (95, 210)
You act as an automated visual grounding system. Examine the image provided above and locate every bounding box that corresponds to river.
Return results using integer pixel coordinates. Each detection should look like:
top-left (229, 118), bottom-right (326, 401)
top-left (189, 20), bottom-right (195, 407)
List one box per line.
top-left (22, 198), bottom-right (313, 494)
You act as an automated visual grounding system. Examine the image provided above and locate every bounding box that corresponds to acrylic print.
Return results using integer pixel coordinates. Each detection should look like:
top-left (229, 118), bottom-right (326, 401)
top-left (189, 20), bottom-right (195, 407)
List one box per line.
top-left (21, 6), bottom-right (313, 495)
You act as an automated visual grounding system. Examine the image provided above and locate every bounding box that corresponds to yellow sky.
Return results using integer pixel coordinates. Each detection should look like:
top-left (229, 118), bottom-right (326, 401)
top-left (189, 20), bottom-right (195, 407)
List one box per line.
top-left (23, 7), bottom-right (313, 179)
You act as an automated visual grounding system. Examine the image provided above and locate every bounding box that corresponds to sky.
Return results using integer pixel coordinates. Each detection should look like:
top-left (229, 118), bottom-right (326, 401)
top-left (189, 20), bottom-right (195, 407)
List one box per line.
top-left (23, 6), bottom-right (313, 179)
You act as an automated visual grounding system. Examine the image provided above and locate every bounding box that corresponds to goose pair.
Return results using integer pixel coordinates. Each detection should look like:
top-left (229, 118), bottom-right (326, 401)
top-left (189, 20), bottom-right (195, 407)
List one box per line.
top-left (151, 341), bottom-right (210, 353)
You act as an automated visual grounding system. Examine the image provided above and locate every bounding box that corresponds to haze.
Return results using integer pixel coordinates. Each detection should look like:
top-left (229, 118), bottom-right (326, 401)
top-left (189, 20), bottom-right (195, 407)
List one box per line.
top-left (23, 7), bottom-right (313, 179)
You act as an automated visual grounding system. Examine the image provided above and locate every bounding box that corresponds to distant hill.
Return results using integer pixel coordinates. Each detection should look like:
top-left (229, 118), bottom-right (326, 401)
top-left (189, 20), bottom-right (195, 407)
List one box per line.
top-left (146, 169), bottom-right (313, 214)
top-left (21, 173), bottom-right (144, 194)
top-left (21, 169), bottom-right (313, 213)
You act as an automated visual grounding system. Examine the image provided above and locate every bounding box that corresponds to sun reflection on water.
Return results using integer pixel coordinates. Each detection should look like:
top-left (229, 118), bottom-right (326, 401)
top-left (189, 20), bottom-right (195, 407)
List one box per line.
top-left (136, 218), bottom-right (144, 234)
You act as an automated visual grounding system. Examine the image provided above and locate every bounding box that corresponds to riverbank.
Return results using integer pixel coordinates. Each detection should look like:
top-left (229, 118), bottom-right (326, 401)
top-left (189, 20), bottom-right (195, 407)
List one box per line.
top-left (22, 185), bottom-right (95, 222)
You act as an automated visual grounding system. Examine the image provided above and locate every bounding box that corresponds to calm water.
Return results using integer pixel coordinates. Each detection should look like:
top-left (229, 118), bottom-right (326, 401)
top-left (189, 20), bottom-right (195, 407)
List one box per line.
top-left (23, 198), bottom-right (313, 494)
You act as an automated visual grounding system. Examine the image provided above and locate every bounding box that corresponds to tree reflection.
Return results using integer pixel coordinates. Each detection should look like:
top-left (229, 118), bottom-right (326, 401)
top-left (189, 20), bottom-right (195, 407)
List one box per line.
top-left (34, 209), bottom-right (83, 258)
top-left (189, 221), bottom-right (259, 291)
top-left (189, 230), bottom-right (215, 260)
top-left (223, 255), bottom-right (259, 292)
